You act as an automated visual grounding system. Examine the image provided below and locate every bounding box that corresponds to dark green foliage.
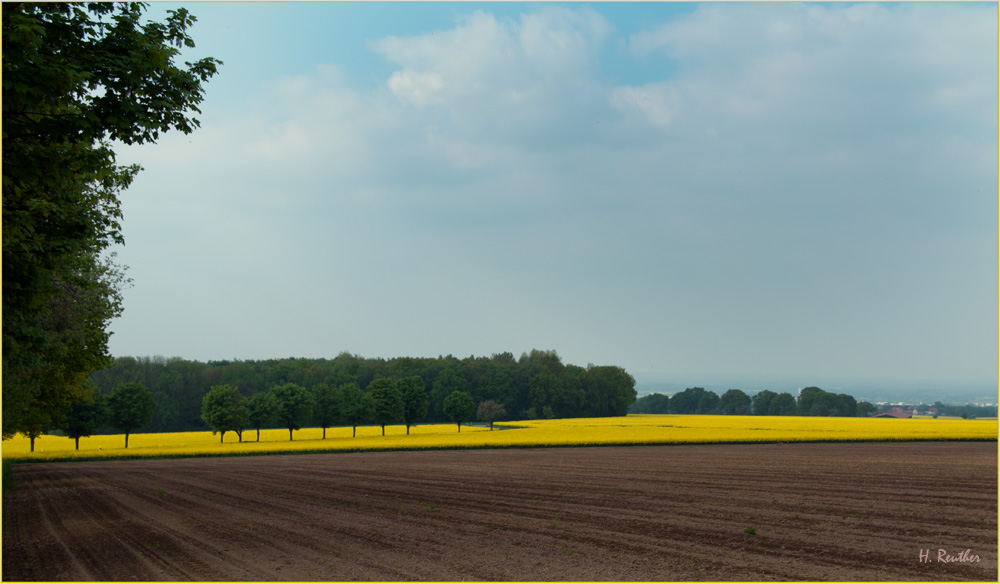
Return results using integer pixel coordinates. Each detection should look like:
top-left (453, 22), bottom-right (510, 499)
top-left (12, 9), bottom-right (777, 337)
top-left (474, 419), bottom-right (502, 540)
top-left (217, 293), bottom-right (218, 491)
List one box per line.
top-left (629, 393), bottom-right (671, 414)
top-left (62, 390), bottom-right (107, 450)
top-left (476, 400), bottom-right (507, 430)
top-left (399, 376), bottom-right (428, 435)
top-left (246, 391), bottom-right (276, 442)
top-left (201, 385), bottom-right (249, 443)
top-left (368, 378), bottom-right (403, 436)
top-left (85, 351), bottom-right (638, 433)
top-left (2, 3), bottom-right (219, 440)
top-left (797, 387), bottom-right (859, 417)
top-left (107, 382), bottom-right (155, 448)
top-left (718, 389), bottom-right (752, 416)
top-left (2, 459), bottom-right (19, 496)
top-left (696, 391), bottom-right (719, 415)
top-left (271, 383), bottom-right (312, 440)
top-left (339, 382), bottom-right (372, 437)
top-left (443, 391), bottom-right (476, 432)
top-left (311, 383), bottom-right (340, 439)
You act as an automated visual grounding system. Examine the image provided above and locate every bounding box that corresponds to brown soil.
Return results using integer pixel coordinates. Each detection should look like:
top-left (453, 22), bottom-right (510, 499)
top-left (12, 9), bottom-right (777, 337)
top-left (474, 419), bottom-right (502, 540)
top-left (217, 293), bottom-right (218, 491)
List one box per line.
top-left (2, 441), bottom-right (996, 581)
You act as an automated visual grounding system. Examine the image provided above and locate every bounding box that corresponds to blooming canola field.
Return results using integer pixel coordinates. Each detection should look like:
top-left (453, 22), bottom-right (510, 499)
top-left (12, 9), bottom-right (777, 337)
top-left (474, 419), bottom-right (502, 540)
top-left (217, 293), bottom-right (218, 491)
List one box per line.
top-left (2, 414), bottom-right (996, 462)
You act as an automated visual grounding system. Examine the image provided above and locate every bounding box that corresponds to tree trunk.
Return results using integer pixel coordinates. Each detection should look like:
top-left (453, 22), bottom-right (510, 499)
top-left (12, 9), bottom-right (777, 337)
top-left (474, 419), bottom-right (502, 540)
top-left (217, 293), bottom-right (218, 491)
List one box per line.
top-left (457, 422), bottom-right (461, 433)
top-left (75, 436), bottom-right (80, 450)
top-left (29, 436), bottom-right (35, 452)
top-left (220, 432), bottom-right (224, 443)
top-left (256, 427), bottom-right (261, 442)
top-left (288, 428), bottom-right (293, 441)
top-left (352, 425), bottom-right (356, 437)
top-left (322, 427), bottom-right (326, 439)
top-left (406, 424), bottom-right (410, 435)
top-left (490, 421), bottom-right (494, 430)
top-left (381, 424), bottom-right (385, 436)
top-left (125, 432), bottom-right (130, 449)
top-left (237, 430), bottom-right (242, 443)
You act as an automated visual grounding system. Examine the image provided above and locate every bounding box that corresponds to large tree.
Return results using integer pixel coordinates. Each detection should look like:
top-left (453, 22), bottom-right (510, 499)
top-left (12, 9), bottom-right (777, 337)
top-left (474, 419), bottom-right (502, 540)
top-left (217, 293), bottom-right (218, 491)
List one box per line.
top-left (311, 383), bottom-right (340, 439)
top-left (271, 383), bottom-right (312, 441)
top-left (443, 391), bottom-right (476, 432)
top-left (201, 385), bottom-right (249, 443)
top-left (399, 376), bottom-right (428, 435)
top-left (107, 382), bottom-right (155, 448)
top-left (717, 389), bottom-right (752, 416)
top-left (62, 389), bottom-right (107, 451)
top-left (339, 382), bottom-right (372, 437)
top-left (2, 3), bottom-right (220, 440)
top-left (368, 378), bottom-right (403, 436)
top-left (246, 391), bottom-right (276, 442)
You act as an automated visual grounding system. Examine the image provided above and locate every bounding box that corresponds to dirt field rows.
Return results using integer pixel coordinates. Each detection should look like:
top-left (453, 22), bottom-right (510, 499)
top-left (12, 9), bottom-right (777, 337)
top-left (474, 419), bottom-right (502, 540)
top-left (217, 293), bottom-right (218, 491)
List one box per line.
top-left (2, 441), bottom-right (996, 581)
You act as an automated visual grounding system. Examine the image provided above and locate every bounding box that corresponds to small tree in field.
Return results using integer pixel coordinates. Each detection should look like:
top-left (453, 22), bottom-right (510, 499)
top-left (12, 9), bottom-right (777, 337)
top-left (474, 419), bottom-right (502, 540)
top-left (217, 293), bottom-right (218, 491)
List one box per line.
top-left (399, 376), bottom-right (428, 435)
top-left (271, 383), bottom-right (313, 441)
top-left (311, 383), bottom-right (340, 439)
top-left (108, 382), bottom-right (155, 448)
top-left (368, 378), bottom-right (403, 436)
top-left (201, 384), bottom-right (249, 443)
top-left (340, 382), bottom-right (372, 437)
top-left (476, 400), bottom-right (506, 430)
top-left (246, 391), bottom-right (276, 442)
top-left (63, 392), bottom-right (108, 450)
top-left (443, 391), bottom-right (475, 433)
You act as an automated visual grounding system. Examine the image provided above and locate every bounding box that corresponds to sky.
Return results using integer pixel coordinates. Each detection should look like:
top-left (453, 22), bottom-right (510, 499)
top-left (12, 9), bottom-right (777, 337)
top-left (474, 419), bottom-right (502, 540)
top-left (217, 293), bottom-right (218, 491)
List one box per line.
top-left (109, 2), bottom-right (997, 388)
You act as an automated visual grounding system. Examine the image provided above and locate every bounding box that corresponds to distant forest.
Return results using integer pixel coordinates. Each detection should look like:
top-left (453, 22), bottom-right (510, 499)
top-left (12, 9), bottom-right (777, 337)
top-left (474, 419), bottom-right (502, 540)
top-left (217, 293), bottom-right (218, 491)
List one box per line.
top-left (87, 350), bottom-right (637, 434)
top-left (629, 386), bottom-right (874, 417)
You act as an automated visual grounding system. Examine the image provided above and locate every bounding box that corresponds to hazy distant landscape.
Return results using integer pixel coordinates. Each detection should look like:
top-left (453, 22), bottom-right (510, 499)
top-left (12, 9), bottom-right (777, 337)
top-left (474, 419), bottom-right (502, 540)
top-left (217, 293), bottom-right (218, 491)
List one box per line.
top-left (632, 373), bottom-right (997, 406)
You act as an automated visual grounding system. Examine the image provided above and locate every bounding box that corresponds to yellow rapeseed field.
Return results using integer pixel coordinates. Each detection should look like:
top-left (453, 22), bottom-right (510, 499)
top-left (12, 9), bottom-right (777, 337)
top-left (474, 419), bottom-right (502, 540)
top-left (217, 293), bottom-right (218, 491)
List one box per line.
top-left (2, 414), bottom-right (996, 462)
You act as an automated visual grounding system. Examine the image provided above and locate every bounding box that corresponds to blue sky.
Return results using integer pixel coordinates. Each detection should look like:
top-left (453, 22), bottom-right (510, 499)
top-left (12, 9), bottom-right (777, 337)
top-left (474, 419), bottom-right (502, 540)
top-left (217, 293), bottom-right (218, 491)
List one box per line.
top-left (111, 2), bottom-right (997, 387)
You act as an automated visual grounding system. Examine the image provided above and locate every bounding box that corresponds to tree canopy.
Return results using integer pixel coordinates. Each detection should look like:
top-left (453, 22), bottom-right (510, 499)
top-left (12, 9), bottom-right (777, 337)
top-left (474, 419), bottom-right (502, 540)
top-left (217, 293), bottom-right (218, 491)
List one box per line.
top-left (201, 384), bottom-right (249, 443)
top-left (443, 391), bottom-right (476, 432)
top-left (2, 2), bottom-right (220, 440)
top-left (107, 382), bottom-right (155, 448)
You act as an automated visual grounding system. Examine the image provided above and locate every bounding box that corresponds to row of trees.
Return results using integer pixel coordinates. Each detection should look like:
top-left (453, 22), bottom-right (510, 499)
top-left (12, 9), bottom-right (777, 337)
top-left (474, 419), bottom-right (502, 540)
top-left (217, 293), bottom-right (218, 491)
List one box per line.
top-left (200, 380), bottom-right (499, 443)
top-left (629, 386), bottom-right (876, 417)
top-left (86, 350), bottom-right (637, 434)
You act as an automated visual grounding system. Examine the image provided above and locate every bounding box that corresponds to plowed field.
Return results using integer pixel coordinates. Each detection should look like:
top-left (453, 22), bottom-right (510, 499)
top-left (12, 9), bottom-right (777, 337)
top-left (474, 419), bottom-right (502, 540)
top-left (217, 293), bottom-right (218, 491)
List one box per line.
top-left (2, 441), bottom-right (996, 581)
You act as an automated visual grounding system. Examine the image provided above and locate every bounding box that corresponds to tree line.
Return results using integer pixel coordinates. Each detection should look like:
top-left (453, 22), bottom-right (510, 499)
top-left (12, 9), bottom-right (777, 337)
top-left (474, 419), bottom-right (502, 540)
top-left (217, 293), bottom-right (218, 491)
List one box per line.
top-left (629, 386), bottom-right (876, 417)
top-left (80, 350), bottom-right (636, 435)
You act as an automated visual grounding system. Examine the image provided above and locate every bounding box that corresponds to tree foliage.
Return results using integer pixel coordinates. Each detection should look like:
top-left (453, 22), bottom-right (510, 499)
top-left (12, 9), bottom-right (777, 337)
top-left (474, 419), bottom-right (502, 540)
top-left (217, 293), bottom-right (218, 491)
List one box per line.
top-left (62, 389), bottom-right (107, 450)
top-left (339, 382), bottom-right (372, 438)
top-left (2, 2), bottom-right (220, 440)
top-left (476, 400), bottom-right (507, 430)
top-left (271, 383), bottom-right (312, 441)
top-left (311, 383), bottom-right (340, 439)
top-left (201, 384), bottom-right (249, 443)
top-left (107, 382), bottom-right (155, 448)
top-left (399, 376), bottom-right (428, 435)
top-left (246, 391), bottom-right (276, 442)
top-left (443, 391), bottom-right (476, 432)
top-left (368, 378), bottom-right (403, 436)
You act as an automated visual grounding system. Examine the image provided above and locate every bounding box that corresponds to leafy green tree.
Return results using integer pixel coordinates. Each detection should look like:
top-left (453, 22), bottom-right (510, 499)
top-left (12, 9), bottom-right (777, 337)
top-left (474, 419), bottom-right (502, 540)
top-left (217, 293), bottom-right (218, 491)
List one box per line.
top-left (271, 383), bottom-right (312, 441)
top-left (431, 367), bottom-right (469, 421)
top-left (62, 391), bottom-right (107, 450)
top-left (399, 376), bottom-right (428, 435)
top-left (669, 387), bottom-right (706, 414)
top-left (629, 393), bottom-right (671, 414)
top-left (368, 378), bottom-right (403, 436)
top-left (443, 391), bottom-right (476, 432)
top-left (696, 391), bottom-right (719, 414)
top-left (311, 383), bottom-right (340, 439)
top-left (339, 382), bottom-right (373, 437)
top-left (769, 393), bottom-right (797, 416)
top-left (477, 400), bottom-right (507, 430)
top-left (856, 401), bottom-right (876, 417)
top-left (2, 3), bottom-right (219, 440)
top-left (201, 385), bottom-right (249, 443)
top-left (718, 389), bottom-right (752, 415)
top-left (751, 390), bottom-right (777, 415)
top-left (246, 391), bottom-right (276, 442)
top-left (108, 382), bottom-right (155, 448)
